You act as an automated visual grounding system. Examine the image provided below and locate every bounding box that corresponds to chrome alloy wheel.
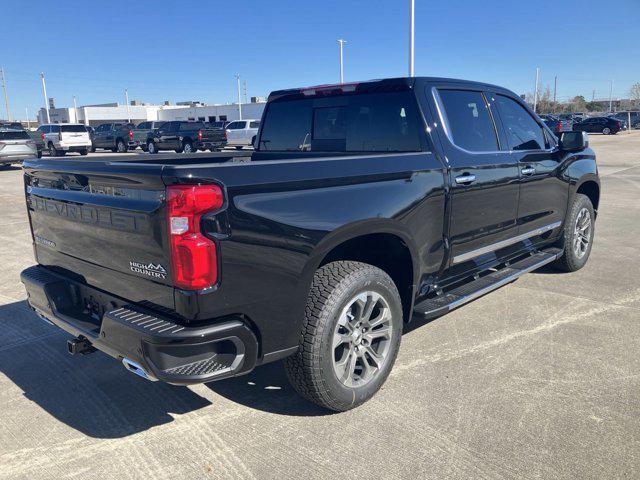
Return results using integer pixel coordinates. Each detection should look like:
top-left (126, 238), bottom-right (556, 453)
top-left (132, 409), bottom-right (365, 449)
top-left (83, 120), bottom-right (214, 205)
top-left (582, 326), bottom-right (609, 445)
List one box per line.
top-left (573, 207), bottom-right (592, 259)
top-left (332, 291), bottom-right (394, 388)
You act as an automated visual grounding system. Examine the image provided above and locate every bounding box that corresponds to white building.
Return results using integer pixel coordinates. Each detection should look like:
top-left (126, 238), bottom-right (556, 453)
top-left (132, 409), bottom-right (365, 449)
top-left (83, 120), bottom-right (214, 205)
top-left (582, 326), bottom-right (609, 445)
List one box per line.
top-left (38, 100), bottom-right (266, 126)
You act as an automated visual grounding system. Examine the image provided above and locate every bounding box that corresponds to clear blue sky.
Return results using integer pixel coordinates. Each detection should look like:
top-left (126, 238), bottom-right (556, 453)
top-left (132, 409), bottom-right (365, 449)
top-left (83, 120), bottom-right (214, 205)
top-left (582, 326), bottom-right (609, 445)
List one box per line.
top-left (1, 0), bottom-right (638, 120)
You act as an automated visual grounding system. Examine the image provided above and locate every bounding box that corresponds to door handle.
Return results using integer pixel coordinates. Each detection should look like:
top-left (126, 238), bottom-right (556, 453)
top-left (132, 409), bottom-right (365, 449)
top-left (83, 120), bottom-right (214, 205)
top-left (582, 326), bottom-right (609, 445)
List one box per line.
top-left (454, 173), bottom-right (476, 185)
top-left (521, 166), bottom-right (536, 176)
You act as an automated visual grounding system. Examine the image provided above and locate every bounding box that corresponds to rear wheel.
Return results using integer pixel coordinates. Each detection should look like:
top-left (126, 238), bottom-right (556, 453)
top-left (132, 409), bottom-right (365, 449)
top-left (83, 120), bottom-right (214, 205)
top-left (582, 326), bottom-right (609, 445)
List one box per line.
top-left (182, 140), bottom-right (194, 154)
top-left (147, 140), bottom-right (157, 154)
top-left (80, 148), bottom-right (88, 156)
top-left (553, 193), bottom-right (595, 272)
top-left (284, 261), bottom-right (403, 411)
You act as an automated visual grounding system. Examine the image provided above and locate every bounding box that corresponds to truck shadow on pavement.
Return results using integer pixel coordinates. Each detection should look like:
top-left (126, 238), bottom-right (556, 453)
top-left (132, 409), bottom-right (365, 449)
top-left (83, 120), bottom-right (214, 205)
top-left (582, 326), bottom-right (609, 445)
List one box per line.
top-left (205, 362), bottom-right (331, 417)
top-left (0, 300), bottom-right (211, 439)
top-left (0, 300), bottom-right (329, 439)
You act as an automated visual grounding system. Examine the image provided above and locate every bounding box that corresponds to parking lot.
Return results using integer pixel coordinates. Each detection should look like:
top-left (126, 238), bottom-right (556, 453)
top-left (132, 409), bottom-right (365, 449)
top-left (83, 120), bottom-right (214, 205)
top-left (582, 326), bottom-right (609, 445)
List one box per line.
top-left (1, 131), bottom-right (639, 479)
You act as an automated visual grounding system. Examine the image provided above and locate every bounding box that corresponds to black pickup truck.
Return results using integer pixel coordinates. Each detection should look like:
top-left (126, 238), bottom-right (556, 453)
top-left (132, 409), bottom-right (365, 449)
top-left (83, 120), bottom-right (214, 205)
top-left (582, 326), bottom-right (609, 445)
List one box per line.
top-left (20, 77), bottom-right (599, 411)
top-left (146, 121), bottom-right (227, 154)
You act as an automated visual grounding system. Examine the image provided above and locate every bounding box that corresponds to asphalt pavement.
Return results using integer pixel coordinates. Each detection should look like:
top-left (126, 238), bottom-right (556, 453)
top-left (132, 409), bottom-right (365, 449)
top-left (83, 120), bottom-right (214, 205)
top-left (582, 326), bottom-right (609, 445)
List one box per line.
top-left (1, 132), bottom-right (639, 479)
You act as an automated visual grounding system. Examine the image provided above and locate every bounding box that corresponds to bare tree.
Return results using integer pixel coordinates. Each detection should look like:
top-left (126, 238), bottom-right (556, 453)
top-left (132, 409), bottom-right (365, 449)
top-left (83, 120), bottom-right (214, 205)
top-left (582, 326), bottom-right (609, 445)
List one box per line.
top-left (629, 83), bottom-right (640, 103)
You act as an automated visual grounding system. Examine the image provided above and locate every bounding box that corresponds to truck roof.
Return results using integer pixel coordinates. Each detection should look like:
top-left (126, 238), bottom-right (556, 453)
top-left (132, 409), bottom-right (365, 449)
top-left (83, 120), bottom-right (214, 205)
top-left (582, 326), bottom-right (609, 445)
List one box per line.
top-left (268, 76), bottom-right (516, 101)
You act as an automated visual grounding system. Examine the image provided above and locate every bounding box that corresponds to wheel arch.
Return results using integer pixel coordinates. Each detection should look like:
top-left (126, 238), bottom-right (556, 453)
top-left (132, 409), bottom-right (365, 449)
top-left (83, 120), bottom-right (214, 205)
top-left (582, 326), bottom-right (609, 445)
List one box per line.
top-left (305, 221), bottom-right (420, 323)
top-left (576, 179), bottom-right (600, 212)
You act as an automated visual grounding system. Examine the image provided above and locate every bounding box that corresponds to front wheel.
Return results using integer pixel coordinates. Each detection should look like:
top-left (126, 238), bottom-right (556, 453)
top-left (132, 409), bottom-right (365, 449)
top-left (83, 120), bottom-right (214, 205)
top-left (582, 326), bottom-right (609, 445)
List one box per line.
top-left (553, 193), bottom-right (595, 272)
top-left (284, 261), bottom-right (403, 411)
top-left (116, 139), bottom-right (127, 153)
top-left (602, 127), bottom-right (611, 135)
top-left (147, 140), bottom-right (157, 154)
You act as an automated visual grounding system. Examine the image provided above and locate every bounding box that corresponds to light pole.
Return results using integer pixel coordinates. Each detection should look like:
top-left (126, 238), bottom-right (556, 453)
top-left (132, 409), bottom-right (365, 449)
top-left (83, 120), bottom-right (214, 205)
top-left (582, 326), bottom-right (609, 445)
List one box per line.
top-left (235, 74), bottom-right (242, 120)
top-left (40, 72), bottom-right (50, 123)
top-left (1, 68), bottom-right (11, 121)
top-left (409, 0), bottom-right (415, 77)
top-left (608, 79), bottom-right (614, 112)
top-left (533, 67), bottom-right (540, 113)
top-left (337, 39), bottom-right (347, 83)
top-left (125, 88), bottom-right (131, 122)
top-left (25, 107), bottom-right (30, 129)
top-left (73, 95), bottom-right (78, 123)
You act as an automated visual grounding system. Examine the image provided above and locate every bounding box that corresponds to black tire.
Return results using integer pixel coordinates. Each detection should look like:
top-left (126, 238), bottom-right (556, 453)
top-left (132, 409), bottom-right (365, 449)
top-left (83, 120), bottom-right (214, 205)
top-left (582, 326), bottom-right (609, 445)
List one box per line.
top-left (115, 139), bottom-right (127, 153)
top-left (91, 145), bottom-right (96, 153)
top-left (48, 143), bottom-right (58, 156)
top-left (140, 145), bottom-right (148, 152)
top-left (36, 150), bottom-right (42, 158)
top-left (182, 140), bottom-right (194, 154)
top-left (147, 140), bottom-right (158, 154)
top-left (284, 261), bottom-right (403, 412)
top-left (80, 148), bottom-right (88, 156)
top-left (235, 145), bottom-right (243, 150)
top-left (602, 127), bottom-right (611, 135)
top-left (553, 193), bottom-right (595, 272)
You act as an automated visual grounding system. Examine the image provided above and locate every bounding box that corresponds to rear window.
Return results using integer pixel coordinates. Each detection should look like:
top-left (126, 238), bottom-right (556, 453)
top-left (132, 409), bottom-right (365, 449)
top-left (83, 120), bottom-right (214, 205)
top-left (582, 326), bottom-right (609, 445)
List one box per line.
top-left (258, 91), bottom-right (422, 152)
top-left (0, 130), bottom-right (30, 140)
top-left (179, 122), bottom-right (204, 131)
top-left (60, 125), bottom-right (87, 133)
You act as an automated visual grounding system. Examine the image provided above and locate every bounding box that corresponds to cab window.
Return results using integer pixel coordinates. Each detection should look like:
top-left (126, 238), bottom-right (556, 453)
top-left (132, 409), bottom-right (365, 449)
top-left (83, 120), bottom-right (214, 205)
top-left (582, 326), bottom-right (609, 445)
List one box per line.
top-left (494, 95), bottom-right (546, 151)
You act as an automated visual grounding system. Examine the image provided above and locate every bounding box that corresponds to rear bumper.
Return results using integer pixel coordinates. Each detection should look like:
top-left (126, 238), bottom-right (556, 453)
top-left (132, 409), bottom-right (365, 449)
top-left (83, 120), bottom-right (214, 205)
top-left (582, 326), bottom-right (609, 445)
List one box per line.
top-left (57, 143), bottom-right (91, 151)
top-left (195, 140), bottom-right (227, 150)
top-left (0, 153), bottom-right (33, 163)
top-left (20, 265), bottom-right (258, 385)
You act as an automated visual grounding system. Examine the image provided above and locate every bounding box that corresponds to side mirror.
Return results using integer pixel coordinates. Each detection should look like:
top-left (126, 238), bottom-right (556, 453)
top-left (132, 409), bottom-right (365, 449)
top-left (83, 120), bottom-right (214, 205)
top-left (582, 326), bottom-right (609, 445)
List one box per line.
top-left (559, 131), bottom-right (588, 151)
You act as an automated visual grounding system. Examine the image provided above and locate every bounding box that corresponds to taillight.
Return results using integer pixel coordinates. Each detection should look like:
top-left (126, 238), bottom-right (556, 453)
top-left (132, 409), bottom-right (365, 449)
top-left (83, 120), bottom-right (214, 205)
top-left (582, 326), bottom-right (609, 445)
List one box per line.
top-left (129, 130), bottom-right (133, 141)
top-left (41, 132), bottom-right (45, 141)
top-left (224, 130), bottom-right (228, 140)
top-left (557, 121), bottom-right (563, 132)
top-left (166, 184), bottom-right (224, 290)
top-left (198, 130), bottom-right (202, 141)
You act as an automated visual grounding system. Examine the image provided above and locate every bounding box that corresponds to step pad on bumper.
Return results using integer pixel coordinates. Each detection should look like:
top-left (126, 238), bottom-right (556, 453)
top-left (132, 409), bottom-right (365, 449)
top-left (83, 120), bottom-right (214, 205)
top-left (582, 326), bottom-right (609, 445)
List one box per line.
top-left (414, 248), bottom-right (562, 320)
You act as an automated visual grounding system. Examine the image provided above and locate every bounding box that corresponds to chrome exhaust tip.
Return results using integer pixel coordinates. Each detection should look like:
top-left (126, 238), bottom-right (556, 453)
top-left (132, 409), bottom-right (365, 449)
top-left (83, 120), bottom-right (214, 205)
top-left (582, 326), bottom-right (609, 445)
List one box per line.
top-left (122, 358), bottom-right (156, 381)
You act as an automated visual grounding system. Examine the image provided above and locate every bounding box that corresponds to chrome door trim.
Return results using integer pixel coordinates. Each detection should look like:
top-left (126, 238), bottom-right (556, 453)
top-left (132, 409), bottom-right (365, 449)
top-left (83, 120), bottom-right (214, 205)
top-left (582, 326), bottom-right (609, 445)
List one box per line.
top-left (452, 221), bottom-right (562, 265)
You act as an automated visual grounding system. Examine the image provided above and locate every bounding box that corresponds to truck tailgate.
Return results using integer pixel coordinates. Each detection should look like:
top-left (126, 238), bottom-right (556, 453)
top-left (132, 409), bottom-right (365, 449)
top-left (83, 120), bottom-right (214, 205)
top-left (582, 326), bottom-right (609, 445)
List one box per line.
top-left (23, 159), bottom-right (175, 310)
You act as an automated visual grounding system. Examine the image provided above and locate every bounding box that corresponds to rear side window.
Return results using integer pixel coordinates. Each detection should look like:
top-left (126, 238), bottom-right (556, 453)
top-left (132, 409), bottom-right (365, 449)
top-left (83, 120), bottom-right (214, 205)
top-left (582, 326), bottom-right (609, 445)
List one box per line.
top-left (494, 95), bottom-right (546, 150)
top-left (437, 89), bottom-right (498, 152)
top-left (259, 91), bottom-right (422, 152)
top-left (60, 125), bottom-right (87, 133)
top-left (137, 122), bottom-right (150, 129)
top-left (50, 125), bottom-right (61, 133)
top-left (0, 130), bottom-right (30, 140)
top-left (249, 121), bottom-right (260, 128)
top-left (226, 122), bottom-right (241, 130)
top-left (179, 122), bottom-right (203, 131)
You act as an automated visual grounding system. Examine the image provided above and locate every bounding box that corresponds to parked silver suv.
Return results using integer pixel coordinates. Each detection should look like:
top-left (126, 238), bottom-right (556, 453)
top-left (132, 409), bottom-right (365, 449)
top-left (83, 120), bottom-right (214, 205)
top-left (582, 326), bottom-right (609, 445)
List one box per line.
top-left (0, 126), bottom-right (39, 167)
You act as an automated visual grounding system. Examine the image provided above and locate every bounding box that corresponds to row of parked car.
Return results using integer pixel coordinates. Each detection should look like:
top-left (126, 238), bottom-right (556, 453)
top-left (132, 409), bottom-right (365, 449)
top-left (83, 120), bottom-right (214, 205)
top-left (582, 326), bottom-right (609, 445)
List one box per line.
top-left (4, 118), bottom-right (262, 160)
top-left (538, 111), bottom-right (640, 136)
